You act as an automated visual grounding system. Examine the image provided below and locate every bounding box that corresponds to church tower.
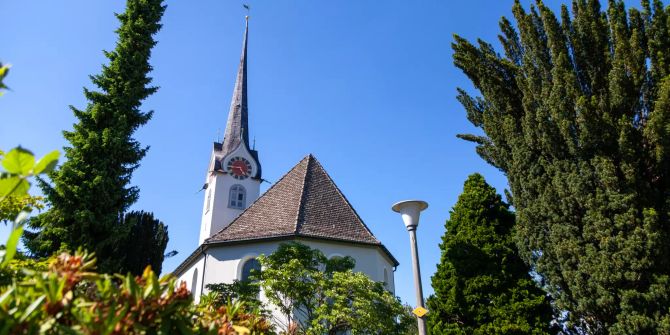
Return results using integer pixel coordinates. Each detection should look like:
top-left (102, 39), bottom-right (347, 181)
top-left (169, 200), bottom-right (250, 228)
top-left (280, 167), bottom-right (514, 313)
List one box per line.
top-left (199, 17), bottom-right (262, 245)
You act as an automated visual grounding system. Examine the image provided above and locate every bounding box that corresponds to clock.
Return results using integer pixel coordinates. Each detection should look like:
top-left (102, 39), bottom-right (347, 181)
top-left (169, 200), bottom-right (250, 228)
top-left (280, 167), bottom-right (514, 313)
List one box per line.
top-left (226, 156), bottom-right (253, 179)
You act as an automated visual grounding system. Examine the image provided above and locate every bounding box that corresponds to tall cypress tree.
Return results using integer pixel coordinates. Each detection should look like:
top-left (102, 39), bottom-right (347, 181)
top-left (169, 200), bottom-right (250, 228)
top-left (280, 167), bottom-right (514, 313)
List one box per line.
top-left (427, 174), bottom-right (554, 335)
top-left (24, 0), bottom-right (167, 273)
top-left (453, 1), bottom-right (670, 333)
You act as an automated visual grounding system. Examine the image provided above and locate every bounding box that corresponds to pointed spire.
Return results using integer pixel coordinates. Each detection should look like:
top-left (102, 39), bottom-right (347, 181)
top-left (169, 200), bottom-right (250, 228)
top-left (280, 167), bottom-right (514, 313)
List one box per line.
top-left (221, 17), bottom-right (250, 154)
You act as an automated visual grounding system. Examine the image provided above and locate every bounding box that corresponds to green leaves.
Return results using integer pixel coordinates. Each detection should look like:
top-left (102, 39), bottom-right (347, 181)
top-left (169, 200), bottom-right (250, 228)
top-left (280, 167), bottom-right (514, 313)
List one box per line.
top-left (0, 177), bottom-right (29, 200)
top-left (117, 211), bottom-right (169, 276)
top-left (453, 0), bottom-right (670, 332)
top-left (0, 250), bottom-right (275, 334)
top-left (206, 280), bottom-right (262, 310)
top-left (427, 174), bottom-right (555, 335)
top-left (309, 271), bottom-right (406, 335)
top-left (0, 62), bottom-right (9, 96)
top-left (0, 147), bottom-right (59, 202)
top-left (0, 225), bottom-right (23, 266)
top-left (0, 147), bottom-right (58, 271)
top-left (33, 150), bottom-right (59, 175)
top-left (1, 147), bottom-right (34, 175)
top-left (257, 242), bottom-right (408, 335)
top-left (24, 0), bottom-right (167, 273)
top-left (0, 148), bottom-right (58, 204)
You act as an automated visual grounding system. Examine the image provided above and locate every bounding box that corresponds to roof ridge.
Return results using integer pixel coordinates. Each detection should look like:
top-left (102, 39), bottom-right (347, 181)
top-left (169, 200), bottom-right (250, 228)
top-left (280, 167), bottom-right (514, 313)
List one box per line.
top-left (205, 155), bottom-right (310, 243)
top-left (308, 158), bottom-right (381, 244)
top-left (293, 155), bottom-right (312, 234)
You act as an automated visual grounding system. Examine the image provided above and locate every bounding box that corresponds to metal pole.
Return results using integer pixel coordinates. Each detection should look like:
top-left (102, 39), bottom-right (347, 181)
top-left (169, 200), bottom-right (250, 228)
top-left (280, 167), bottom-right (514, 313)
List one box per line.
top-left (408, 226), bottom-right (427, 335)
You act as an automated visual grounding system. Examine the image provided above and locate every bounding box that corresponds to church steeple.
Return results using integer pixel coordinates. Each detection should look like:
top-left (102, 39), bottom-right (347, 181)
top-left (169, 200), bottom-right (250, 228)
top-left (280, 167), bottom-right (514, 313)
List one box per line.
top-left (199, 17), bottom-right (261, 245)
top-left (222, 17), bottom-right (250, 155)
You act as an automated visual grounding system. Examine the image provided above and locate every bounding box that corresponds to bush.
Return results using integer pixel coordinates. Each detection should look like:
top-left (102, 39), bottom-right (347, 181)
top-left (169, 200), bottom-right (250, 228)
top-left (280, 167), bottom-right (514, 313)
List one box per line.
top-left (0, 250), bottom-right (274, 334)
top-left (0, 148), bottom-right (273, 334)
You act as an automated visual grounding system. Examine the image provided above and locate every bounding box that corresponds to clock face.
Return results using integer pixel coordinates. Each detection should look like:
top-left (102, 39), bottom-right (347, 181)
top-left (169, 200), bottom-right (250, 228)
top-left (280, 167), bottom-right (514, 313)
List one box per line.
top-left (226, 157), bottom-right (252, 179)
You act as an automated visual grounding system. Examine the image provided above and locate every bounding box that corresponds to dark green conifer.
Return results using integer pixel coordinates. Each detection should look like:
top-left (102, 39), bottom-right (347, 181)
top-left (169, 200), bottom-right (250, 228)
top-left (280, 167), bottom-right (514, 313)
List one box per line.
top-left (24, 0), bottom-right (167, 273)
top-left (427, 174), bottom-right (554, 335)
top-left (118, 211), bottom-right (169, 275)
top-left (453, 1), bottom-right (670, 332)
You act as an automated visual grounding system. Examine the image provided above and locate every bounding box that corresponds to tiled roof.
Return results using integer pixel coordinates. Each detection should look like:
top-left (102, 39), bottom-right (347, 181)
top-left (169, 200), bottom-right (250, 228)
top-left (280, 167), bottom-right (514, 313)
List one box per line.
top-left (207, 155), bottom-right (381, 245)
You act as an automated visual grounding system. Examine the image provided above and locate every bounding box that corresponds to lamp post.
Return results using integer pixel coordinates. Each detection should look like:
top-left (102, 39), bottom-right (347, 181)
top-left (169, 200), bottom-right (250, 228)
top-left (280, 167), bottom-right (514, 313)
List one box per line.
top-left (392, 200), bottom-right (429, 335)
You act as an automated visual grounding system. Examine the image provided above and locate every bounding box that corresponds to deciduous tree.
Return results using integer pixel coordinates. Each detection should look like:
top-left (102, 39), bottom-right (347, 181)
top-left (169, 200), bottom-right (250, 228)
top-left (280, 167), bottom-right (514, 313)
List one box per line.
top-left (257, 242), bottom-right (407, 334)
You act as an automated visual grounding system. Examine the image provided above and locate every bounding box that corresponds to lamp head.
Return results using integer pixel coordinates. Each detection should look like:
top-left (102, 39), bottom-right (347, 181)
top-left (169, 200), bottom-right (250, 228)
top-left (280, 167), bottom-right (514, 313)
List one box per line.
top-left (391, 200), bottom-right (428, 230)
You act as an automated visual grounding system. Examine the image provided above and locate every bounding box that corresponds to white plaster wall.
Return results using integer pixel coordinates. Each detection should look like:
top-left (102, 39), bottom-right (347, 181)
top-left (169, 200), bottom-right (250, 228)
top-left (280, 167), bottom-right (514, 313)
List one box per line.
top-left (176, 255), bottom-right (205, 303)
top-left (176, 238), bottom-right (396, 328)
top-left (203, 173), bottom-right (260, 240)
top-left (198, 143), bottom-right (261, 244)
top-left (200, 239), bottom-right (396, 296)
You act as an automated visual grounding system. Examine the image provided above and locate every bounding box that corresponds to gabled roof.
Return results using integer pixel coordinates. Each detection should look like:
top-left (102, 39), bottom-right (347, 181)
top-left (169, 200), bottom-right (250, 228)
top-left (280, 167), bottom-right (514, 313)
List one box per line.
top-left (207, 154), bottom-right (381, 245)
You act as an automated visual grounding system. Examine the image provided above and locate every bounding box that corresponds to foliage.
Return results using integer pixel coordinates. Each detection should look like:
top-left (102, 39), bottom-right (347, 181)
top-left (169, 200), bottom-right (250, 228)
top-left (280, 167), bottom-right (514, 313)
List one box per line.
top-left (257, 242), bottom-right (408, 335)
top-left (0, 251), bottom-right (50, 286)
top-left (426, 174), bottom-right (555, 334)
top-left (453, 0), bottom-right (670, 333)
top-left (0, 147), bottom-right (59, 266)
top-left (0, 61), bottom-right (9, 96)
top-left (0, 250), bottom-right (274, 335)
top-left (0, 195), bottom-right (43, 223)
top-left (117, 210), bottom-right (169, 275)
top-left (308, 271), bottom-right (407, 335)
top-left (1, 148), bottom-right (270, 334)
top-left (257, 242), bottom-right (350, 331)
top-left (24, 0), bottom-right (168, 274)
top-left (0, 149), bottom-right (43, 223)
top-left (195, 292), bottom-right (275, 335)
top-left (1, 148), bottom-right (59, 208)
top-left (398, 305), bottom-right (419, 335)
top-left (206, 280), bottom-right (262, 311)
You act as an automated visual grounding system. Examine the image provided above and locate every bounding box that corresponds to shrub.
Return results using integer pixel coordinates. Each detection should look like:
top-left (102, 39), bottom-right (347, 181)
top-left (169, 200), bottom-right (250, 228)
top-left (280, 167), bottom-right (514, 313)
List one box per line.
top-left (0, 250), bottom-right (274, 334)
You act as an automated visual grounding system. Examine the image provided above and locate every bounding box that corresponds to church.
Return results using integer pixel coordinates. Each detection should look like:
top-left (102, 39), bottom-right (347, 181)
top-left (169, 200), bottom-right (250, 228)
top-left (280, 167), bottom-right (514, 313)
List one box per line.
top-left (173, 18), bottom-right (397, 313)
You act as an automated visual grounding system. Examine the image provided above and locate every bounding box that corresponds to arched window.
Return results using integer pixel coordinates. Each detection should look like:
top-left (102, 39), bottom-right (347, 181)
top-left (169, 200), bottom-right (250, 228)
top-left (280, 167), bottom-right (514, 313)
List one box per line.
top-left (229, 185), bottom-right (246, 209)
top-left (191, 268), bottom-right (199, 296)
top-left (240, 258), bottom-right (261, 281)
top-left (326, 254), bottom-right (354, 273)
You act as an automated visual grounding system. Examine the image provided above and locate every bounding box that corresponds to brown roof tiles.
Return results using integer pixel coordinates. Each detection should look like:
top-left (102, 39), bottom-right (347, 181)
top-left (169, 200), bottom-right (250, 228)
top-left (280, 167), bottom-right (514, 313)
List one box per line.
top-left (207, 154), bottom-right (381, 245)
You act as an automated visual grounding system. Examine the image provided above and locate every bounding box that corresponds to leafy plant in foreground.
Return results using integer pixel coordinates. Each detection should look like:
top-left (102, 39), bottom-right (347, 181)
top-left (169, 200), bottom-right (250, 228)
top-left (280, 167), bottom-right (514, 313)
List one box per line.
top-left (0, 250), bottom-right (273, 334)
top-left (1, 148), bottom-right (272, 334)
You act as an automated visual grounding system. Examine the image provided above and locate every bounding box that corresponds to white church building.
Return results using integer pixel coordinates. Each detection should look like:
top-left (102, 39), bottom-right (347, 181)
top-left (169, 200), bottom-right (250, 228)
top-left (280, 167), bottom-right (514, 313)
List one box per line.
top-left (173, 18), bottom-right (398, 315)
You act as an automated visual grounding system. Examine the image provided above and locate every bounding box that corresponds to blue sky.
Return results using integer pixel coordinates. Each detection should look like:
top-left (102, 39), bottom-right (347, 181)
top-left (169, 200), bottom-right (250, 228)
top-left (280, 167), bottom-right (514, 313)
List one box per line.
top-left (0, 0), bottom-right (643, 306)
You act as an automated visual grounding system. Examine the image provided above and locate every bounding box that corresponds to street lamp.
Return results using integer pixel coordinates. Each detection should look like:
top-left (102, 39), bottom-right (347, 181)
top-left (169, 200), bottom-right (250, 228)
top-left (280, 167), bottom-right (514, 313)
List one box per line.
top-left (392, 200), bottom-right (429, 335)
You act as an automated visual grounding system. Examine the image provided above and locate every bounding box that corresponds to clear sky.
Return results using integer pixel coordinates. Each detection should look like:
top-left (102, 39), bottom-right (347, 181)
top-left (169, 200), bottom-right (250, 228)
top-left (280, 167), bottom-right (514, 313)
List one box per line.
top-left (0, 0), bottom-right (643, 307)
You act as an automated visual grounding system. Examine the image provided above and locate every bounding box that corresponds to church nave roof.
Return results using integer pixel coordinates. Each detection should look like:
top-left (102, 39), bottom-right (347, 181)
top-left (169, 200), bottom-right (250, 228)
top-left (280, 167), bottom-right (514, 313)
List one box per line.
top-left (207, 154), bottom-right (384, 247)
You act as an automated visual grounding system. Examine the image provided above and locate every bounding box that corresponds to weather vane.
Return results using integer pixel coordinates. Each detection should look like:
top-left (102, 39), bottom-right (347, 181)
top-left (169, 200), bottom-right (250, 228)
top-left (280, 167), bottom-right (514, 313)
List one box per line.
top-left (243, 4), bottom-right (250, 20)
